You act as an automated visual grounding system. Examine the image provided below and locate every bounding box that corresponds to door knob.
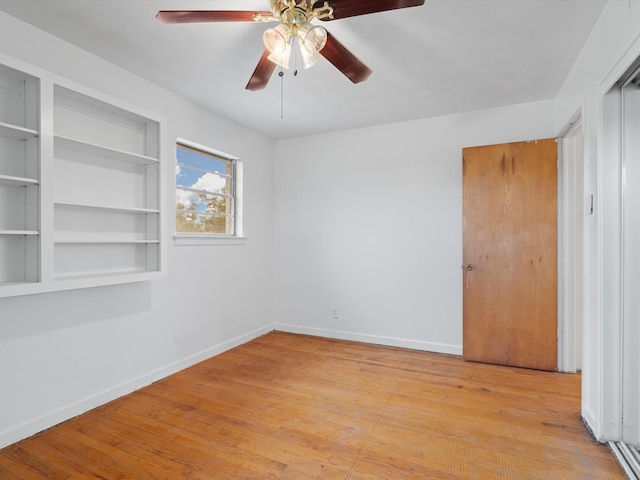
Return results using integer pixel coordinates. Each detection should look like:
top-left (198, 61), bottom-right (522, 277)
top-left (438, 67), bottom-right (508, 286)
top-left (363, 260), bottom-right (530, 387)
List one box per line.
top-left (464, 264), bottom-right (473, 271)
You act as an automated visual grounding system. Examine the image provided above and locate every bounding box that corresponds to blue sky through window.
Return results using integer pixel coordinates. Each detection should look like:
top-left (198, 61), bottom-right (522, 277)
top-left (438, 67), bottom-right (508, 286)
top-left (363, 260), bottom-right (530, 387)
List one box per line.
top-left (177, 147), bottom-right (228, 173)
top-left (176, 146), bottom-right (231, 213)
top-left (176, 146), bottom-right (229, 188)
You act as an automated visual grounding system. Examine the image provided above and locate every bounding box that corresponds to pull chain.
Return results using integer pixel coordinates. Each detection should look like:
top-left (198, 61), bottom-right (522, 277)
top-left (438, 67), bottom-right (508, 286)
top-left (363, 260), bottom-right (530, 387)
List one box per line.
top-left (279, 38), bottom-right (298, 120)
top-left (279, 68), bottom-right (284, 119)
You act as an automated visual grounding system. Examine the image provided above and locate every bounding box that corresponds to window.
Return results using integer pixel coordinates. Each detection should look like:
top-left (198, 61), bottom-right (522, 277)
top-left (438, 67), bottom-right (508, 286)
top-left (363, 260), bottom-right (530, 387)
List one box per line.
top-left (175, 139), bottom-right (243, 241)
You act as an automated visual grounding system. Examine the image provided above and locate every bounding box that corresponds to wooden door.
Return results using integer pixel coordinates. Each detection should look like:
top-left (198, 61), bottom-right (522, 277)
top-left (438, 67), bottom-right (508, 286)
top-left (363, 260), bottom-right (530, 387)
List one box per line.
top-left (462, 139), bottom-right (558, 371)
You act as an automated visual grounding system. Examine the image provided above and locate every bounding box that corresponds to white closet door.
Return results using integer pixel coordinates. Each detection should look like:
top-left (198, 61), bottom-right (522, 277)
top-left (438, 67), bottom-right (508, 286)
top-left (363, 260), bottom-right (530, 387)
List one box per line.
top-left (622, 76), bottom-right (640, 447)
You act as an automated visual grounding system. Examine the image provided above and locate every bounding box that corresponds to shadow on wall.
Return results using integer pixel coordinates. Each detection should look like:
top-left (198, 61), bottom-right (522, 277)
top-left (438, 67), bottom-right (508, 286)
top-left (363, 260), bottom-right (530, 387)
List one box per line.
top-left (0, 281), bottom-right (152, 342)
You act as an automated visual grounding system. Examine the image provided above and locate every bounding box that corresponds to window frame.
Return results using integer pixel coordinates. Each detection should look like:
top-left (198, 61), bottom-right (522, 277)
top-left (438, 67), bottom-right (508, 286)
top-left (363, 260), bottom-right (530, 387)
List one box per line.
top-left (173, 138), bottom-right (245, 246)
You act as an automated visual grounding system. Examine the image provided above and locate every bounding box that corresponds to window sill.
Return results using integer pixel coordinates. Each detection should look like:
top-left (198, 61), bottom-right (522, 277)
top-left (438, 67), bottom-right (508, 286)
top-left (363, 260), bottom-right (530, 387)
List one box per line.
top-left (173, 235), bottom-right (247, 246)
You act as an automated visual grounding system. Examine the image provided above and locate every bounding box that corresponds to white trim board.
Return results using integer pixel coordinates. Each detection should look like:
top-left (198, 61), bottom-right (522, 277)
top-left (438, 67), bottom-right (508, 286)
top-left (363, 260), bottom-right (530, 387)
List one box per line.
top-left (274, 323), bottom-right (463, 356)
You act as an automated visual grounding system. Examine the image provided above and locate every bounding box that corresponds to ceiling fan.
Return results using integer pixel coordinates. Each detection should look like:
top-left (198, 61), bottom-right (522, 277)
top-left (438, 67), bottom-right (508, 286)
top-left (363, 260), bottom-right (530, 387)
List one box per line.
top-left (156, 0), bottom-right (425, 91)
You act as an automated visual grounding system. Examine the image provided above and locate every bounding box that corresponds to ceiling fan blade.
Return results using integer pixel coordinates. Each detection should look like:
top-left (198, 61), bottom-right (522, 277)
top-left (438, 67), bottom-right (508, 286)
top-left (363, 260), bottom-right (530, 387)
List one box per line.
top-left (156, 10), bottom-right (274, 23)
top-left (246, 50), bottom-right (278, 91)
top-left (313, 0), bottom-right (425, 20)
top-left (320, 32), bottom-right (372, 84)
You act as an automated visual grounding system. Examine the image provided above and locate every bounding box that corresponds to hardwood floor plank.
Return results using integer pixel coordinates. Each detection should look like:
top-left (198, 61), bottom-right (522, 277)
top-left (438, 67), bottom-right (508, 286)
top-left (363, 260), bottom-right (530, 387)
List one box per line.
top-left (0, 331), bottom-right (626, 479)
top-left (0, 445), bottom-right (71, 480)
top-left (0, 465), bottom-right (25, 480)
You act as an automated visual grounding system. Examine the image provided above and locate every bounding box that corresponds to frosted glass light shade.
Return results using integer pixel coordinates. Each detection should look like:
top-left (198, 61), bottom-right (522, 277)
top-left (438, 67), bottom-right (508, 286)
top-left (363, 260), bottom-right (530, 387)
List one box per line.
top-left (263, 23), bottom-right (292, 68)
top-left (299, 23), bottom-right (327, 68)
top-left (300, 46), bottom-right (323, 69)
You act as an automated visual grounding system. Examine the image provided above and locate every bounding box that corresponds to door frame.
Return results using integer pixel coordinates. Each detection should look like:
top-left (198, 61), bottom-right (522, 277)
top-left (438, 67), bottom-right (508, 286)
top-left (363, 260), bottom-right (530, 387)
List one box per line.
top-left (557, 112), bottom-right (584, 373)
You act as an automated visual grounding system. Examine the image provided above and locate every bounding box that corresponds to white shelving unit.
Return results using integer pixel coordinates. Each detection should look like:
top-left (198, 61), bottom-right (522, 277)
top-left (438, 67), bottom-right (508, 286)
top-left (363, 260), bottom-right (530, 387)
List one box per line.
top-left (0, 57), bottom-right (163, 297)
top-left (52, 85), bottom-right (161, 282)
top-left (0, 63), bottom-right (40, 287)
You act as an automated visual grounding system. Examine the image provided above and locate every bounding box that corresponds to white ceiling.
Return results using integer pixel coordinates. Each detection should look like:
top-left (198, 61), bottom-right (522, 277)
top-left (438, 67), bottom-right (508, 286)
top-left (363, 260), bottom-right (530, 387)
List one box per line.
top-left (0, 0), bottom-right (606, 140)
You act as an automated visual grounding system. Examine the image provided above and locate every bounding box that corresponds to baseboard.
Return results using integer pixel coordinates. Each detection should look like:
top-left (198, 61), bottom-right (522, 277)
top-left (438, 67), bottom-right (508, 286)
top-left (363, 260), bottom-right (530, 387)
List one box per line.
top-left (0, 324), bottom-right (273, 449)
top-left (274, 323), bottom-right (463, 356)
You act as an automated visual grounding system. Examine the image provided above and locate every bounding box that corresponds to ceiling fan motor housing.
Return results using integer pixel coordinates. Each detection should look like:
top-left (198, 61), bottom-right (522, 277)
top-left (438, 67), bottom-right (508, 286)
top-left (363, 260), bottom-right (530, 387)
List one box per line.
top-left (269, 0), bottom-right (334, 32)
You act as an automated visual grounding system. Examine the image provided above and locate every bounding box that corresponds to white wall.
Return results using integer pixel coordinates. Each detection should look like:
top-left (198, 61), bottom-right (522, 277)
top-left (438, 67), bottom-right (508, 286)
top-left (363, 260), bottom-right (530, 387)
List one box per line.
top-left (273, 101), bottom-right (556, 353)
top-left (0, 12), bottom-right (274, 447)
top-left (554, 0), bottom-right (640, 442)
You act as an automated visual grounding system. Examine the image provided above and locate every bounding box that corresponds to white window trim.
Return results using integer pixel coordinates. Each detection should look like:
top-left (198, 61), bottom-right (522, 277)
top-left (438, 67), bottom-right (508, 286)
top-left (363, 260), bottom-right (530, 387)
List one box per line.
top-left (173, 235), bottom-right (247, 246)
top-left (174, 138), bottom-right (245, 246)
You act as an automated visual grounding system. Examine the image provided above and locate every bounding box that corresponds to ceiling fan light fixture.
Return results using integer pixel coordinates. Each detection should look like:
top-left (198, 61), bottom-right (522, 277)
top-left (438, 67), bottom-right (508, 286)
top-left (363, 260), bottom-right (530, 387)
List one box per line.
top-left (267, 44), bottom-right (292, 68)
top-left (263, 23), bottom-right (292, 68)
top-left (298, 23), bottom-right (327, 68)
top-left (299, 23), bottom-right (327, 52)
top-left (158, 1), bottom-right (427, 91)
top-left (300, 46), bottom-right (323, 69)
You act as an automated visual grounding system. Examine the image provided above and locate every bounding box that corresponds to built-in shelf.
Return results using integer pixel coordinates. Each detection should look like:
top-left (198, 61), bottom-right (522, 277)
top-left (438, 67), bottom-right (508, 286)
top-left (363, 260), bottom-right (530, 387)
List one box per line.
top-left (52, 269), bottom-right (154, 282)
top-left (0, 58), bottom-right (163, 298)
top-left (54, 201), bottom-right (159, 215)
top-left (54, 239), bottom-right (160, 245)
top-left (0, 174), bottom-right (39, 186)
top-left (51, 83), bottom-right (161, 283)
top-left (0, 230), bottom-right (39, 236)
top-left (54, 135), bottom-right (159, 166)
top-left (0, 121), bottom-right (38, 139)
top-left (0, 63), bottom-right (40, 289)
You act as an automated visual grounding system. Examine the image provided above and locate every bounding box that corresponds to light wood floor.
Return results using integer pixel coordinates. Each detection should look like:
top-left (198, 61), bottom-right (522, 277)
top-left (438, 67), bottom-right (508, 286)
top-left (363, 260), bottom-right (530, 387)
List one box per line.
top-left (0, 331), bottom-right (625, 479)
